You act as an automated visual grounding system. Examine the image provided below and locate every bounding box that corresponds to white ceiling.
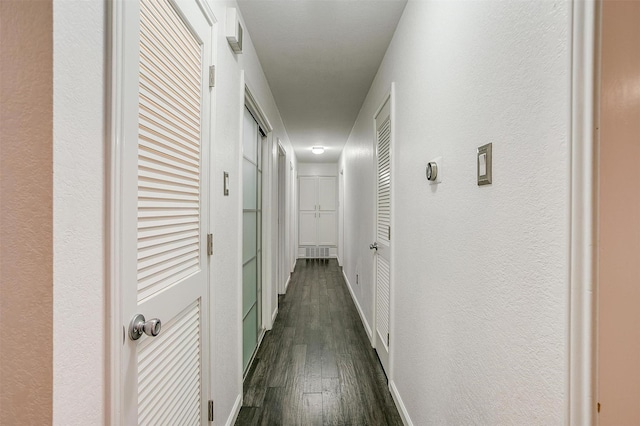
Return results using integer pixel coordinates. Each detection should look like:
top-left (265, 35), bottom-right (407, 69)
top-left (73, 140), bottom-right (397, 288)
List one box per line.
top-left (237, 0), bottom-right (407, 163)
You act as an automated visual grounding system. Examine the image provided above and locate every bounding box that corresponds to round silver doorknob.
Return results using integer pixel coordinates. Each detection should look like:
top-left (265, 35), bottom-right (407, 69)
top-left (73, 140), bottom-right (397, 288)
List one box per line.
top-left (143, 318), bottom-right (161, 337)
top-left (129, 314), bottom-right (162, 341)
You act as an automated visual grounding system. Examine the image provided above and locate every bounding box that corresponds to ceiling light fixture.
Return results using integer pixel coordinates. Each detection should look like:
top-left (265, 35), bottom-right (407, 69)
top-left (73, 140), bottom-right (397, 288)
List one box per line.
top-left (311, 146), bottom-right (325, 155)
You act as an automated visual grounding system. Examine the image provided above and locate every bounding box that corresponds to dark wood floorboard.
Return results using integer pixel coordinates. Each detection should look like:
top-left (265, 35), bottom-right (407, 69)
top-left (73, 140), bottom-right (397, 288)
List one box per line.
top-left (236, 259), bottom-right (403, 426)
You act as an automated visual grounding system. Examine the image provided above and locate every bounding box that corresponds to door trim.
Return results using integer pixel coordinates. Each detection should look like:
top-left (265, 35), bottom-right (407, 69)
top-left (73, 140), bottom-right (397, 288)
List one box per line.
top-left (107, 1), bottom-right (123, 421)
top-left (277, 141), bottom-right (287, 294)
top-left (568, 1), bottom-right (598, 424)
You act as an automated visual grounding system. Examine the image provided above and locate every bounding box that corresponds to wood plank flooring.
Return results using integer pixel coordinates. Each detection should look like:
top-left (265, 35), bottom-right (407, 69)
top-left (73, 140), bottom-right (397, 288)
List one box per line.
top-left (236, 259), bottom-right (403, 426)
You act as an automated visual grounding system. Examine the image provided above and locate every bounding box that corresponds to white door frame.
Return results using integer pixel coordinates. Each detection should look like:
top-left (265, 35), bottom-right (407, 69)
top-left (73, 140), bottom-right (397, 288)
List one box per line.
top-left (569, 1), bottom-right (597, 424)
top-left (277, 142), bottom-right (287, 294)
top-left (371, 84), bottom-right (395, 379)
top-left (339, 168), bottom-right (345, 266)
top-left (107, 0), bottom-right (216, 422)
top-left (290, 162), bottom-right (296, 273)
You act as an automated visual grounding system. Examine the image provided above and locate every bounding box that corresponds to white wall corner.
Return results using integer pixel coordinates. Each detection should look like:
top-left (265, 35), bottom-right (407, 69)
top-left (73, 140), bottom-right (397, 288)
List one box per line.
top-left (224, 393), bottom-right (243, 426)
top-left (389, 380), bottom-right (414, 426)
top-left (271, 307), bottom-right (278, 326)
top-left (285, 275), bottom-right (291, 292)
top-left (569, 1), bottom-right (597, 425)
top-left (342, 270), bottom-right (373, 344)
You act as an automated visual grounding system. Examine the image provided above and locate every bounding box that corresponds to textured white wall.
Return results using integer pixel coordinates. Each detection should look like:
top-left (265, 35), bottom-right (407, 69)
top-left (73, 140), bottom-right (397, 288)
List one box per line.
top-left (298, 162), bottom-right (338, 177)
top-left (52, 1), bottom-right (296, 424)
top-left (52, 0), bottom-right (106, 424)
top-left (340, 1), bottom-right (571, 424)
top-left (210, 2), bottom-right (296, 423)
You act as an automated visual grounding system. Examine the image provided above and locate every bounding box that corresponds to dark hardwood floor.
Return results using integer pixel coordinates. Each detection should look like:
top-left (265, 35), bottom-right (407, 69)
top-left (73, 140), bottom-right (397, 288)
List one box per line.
top-left (236, 259), bottom-right (403, 426)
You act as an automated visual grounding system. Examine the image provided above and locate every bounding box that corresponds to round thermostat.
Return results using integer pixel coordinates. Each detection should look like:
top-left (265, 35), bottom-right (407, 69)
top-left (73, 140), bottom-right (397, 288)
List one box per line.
top-left (426, 162), bottom-right (438, 181)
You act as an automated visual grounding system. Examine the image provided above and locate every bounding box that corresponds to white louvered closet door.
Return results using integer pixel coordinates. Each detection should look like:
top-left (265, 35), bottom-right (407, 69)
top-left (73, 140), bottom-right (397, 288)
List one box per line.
top-left (119, 0), bottom-right (212, 424)
top-left (374, 98), bottom-right (391, 377)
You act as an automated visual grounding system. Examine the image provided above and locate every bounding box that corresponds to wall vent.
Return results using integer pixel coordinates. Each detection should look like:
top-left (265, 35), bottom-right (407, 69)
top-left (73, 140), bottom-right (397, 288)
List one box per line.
top-left (304, 246), bottom-right (330, 259)
top-left (305, 246), bottom-right (315, 258)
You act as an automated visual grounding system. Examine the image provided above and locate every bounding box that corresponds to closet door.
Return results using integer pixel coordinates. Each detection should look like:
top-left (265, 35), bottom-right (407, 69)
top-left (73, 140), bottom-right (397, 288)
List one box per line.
top-left (374, 98), bottom-right (392, 376)
top-left (299, 176), bottom-right (317, 246)
top-left (318, 177), bottom-right (336, 211)
top-left (299, 177), bottom-right (317, 211)
top-left (119, 0), bottom-right (212, 423)
top-left (242, 107), bottom-right (263, 373)
top-left (317, 212), bottom-right (337, 246)
top-left (299, 212), bottom-right (317, 246)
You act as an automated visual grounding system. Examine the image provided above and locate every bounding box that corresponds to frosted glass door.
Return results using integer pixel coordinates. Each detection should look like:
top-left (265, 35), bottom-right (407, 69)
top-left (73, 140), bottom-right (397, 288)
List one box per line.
top-left (242, 107), bottom-right (262, 373)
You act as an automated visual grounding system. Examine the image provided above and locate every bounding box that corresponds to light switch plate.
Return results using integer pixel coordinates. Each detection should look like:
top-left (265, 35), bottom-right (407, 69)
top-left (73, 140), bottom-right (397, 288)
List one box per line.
top-left (477, 143), bottom-right (492, 185)
top-left (223, 171), bottom-right (230, 196)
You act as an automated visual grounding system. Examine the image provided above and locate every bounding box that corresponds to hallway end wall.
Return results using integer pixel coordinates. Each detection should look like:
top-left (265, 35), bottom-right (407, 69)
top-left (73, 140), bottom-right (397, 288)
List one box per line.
top-left (340, 1), bottom-right (571, 424)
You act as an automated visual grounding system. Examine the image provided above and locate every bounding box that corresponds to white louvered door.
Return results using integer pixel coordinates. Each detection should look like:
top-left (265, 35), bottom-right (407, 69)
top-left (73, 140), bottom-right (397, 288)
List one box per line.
top-left (119, 0), bottom-right (212, 424)
top-left (374, 98), bottom-right (391, 377)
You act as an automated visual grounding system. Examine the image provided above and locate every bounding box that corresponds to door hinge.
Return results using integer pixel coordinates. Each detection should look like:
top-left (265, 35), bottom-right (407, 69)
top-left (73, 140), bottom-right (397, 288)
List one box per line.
top-left (208, 400), bottom-right (214, 422)
top-left (207, 233), bottom-right (213, 256)
top-left (387, 333), bottom-right (390, 346)
top-left (209, 65), bottom-right (215, 88)
top-left (388, 226), bottom-right (391, 241)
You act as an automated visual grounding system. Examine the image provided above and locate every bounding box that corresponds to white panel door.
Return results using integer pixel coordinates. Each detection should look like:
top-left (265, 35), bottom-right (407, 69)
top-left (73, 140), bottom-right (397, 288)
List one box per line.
top-left (318, 176), bottom-right (336, 211)
top-left (374, 98), bottom-right (391, 377)
top-left (299, 176), bottom-right (317, 211)
top-left (299, 211), bottom-right (318, 246)
top-left (318, 212), bottom-right (337, 246)
top-left (119, 0), bottom-right (212, 423)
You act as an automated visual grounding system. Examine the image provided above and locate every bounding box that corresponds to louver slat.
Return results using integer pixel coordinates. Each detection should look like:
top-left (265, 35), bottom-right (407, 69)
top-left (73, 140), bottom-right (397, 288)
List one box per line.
top-left (138, 301), bottom-right (201, 426)
top-left (376, 256), bottom-right (390, 347)
top-left (137, 0), bottom-right (202, 304)
top-left (377, 118), bottom-right (391, 242)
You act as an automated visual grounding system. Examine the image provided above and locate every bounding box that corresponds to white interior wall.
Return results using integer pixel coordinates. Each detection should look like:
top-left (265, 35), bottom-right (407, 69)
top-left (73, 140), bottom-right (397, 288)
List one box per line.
top-left (339, 1), bottom-right (571, 424)
top-left (298, 162), bottom-right (338, 177)
top-left (52, 1), bottom-right (296, 424)
top-left (206, 1), bottom-right (297, 422)
top-left (52, 1), bottom-right (106, 423)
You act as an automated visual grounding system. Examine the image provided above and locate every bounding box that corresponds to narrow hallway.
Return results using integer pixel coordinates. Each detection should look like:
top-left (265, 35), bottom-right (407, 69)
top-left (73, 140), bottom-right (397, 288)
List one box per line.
top-left (236, 260), bottom-right (403, 425)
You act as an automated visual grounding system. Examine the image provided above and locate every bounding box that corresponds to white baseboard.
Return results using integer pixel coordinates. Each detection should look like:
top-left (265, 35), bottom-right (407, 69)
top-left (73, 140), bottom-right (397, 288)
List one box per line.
top-left (342, 270), bottom-right (373, 344)
top-left (284, 275), bottom-right (291, 292)
top-left (271, 307), bottom-right (278, 325)
top-left (389, 380), bottom-right (413, 426)
top-left (224, 393), bottom-right (242, 426)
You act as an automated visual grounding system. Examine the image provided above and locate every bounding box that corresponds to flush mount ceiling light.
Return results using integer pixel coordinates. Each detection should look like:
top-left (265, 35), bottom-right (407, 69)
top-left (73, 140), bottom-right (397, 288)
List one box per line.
top-left (311, 146), bottom-right (325, 155)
